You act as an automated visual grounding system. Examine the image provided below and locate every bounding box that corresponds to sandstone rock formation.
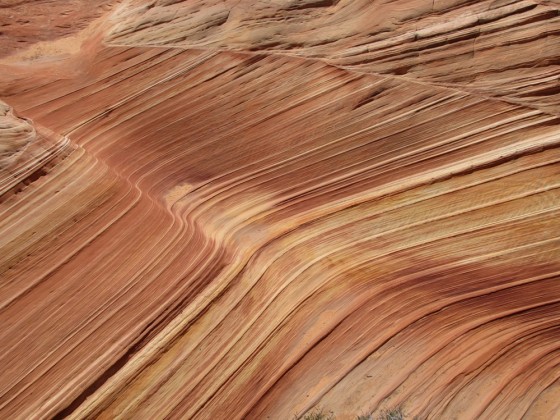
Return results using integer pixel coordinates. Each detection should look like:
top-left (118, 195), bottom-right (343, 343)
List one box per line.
top-left (0, 1), bottom-right (559, 419)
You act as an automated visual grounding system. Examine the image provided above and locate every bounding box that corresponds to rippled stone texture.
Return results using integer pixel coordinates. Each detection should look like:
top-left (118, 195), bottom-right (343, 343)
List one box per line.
top-left (0, 1), bottom-right (559, 419)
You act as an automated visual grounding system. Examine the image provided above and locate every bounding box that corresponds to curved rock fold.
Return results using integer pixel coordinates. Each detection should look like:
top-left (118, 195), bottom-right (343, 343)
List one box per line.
top-left (0, 1), bottom-right (559, 419)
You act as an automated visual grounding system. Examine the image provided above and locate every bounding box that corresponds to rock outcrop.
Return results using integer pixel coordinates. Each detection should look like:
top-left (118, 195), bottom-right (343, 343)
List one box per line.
top-left (0, 1), bottom-right (559, 419)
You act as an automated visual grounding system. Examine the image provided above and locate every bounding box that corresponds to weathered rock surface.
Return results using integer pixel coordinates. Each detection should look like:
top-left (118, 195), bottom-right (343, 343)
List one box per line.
top-left (0, 0), bottom-right (117, 58)
top-left (107, 0), bottom-right (560, 114)
top-left (0, 1), bottom-right (559, 419)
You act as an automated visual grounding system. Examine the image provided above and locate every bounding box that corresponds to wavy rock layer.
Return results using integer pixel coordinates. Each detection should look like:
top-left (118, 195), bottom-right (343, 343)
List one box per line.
top-left (0, 1), bottom-right (559, 419)
top-left (107, 0), bottom-right (560, 115)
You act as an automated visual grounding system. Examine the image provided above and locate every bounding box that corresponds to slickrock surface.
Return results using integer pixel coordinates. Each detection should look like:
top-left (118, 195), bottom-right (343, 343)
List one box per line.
top-left (0, 1), bottom-right (117, 58)
top-left (0, 1), bottom-right (559, 419)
